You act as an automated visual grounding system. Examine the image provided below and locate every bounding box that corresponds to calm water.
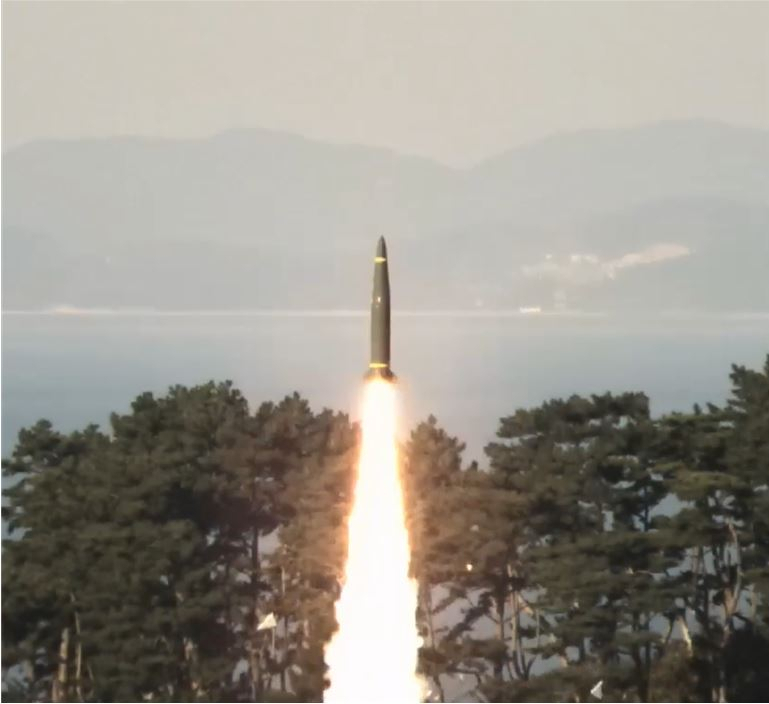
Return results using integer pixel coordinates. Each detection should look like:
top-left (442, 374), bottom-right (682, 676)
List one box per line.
top-left (2, 312), bottom-right (768, 461)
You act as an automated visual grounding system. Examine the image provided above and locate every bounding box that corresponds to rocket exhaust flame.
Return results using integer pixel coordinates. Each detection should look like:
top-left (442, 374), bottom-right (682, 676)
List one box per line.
top-left (324, 379), bottom-right (423, 703)
top-left (324, 238), bottom-right (423, 702)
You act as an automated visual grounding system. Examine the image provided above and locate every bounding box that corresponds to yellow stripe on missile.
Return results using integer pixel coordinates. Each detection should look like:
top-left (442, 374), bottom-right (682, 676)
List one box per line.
top-left (369, 362), bottom-right (388, 368)
top-left (374, 256), bottom-right (386, 263)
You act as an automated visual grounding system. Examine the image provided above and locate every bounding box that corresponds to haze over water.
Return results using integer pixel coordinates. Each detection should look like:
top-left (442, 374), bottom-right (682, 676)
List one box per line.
top-left (3, 311), bottom-right (766, 460)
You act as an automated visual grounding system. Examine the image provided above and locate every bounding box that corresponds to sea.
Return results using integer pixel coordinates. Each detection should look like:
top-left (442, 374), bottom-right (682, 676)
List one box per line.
top-left (2, 310), bottom-right (768, 462)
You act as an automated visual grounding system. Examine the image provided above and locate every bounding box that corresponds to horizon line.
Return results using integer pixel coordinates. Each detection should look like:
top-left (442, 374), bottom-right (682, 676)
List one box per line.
top-left (4, 308), bottom-right (769, 321)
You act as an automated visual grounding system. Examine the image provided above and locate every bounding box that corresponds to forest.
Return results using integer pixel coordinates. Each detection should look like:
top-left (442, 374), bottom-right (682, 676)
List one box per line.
top-left (3, 356), bottom-right (768, 703)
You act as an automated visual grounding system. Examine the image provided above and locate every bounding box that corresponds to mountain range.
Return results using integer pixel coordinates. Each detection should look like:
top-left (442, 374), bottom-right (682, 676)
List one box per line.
top-left (3, 120), bottom-right (768, 312)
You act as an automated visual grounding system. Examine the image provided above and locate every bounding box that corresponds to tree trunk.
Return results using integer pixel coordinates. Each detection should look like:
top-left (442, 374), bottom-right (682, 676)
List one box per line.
top-left (280, 566), bottom-right (287, 693)
top-left (52, 627), bottom-right (70, 703)
top-left (248, 644), bottom-right (261, 701)
top-left (510, 589), bottom-right (522, 679)
top-left (631, 611), bottom-right (645, 701)
top-left (250, 525), bottom-right (262, 698)
top-left (184, 637), bottom-right (205, 698)
top-left (716, 683), bottom-right (727, 703)
top-left (422, 583), bottom-right (445, 701)
top-left (70, 595), bottom-right (84, 703)
top-left (494, 593), bottom-right (506, 681)
top-left (642, 613), bottom-right (651, 702)
top-left (423, 582), bottom-right (437, 650)
top-left (75, 624), bottom-right (83, 702)
top-left (677, 613), bottom-right (693, 656)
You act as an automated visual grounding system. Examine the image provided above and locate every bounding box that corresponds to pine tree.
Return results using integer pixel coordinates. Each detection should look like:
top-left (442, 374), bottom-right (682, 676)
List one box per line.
top-left (5, 358), bottom-right (769, 702)
top-left (214, 392), bottom-right (321, 701)
top-left (403, 416), bottom-right (532, 702)
top-left (403, 416), bottom-right (475, 701)
top-left (3, 420), bottom-right (109, 702)
top-left (2, 383), bottom-right (354, 702)
top-left (655, 356), bottom-right (769, 702)
top-left (725, 357), bottom-right (769, 630)
top-left (485, 392), bottom-right (678, 702)
top-left (267, 405), bottom-right (357, 701)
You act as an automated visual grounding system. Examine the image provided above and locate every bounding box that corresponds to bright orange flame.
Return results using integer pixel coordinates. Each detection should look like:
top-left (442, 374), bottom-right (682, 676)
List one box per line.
top-left (324, 379), bottom-right (424, 703)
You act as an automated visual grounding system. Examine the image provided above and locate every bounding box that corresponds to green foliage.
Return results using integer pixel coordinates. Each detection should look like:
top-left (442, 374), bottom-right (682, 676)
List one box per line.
top-left (2, 383), bottom-right (355, 702)
top-left (4, 356), bottom-right (769, 702)
top-left (403, 359), bottom-right (769, 702)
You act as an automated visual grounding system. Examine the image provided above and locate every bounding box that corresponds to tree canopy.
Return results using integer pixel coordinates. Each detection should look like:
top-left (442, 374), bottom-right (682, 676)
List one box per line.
top-left (3, 358), bottom-right (768, 702)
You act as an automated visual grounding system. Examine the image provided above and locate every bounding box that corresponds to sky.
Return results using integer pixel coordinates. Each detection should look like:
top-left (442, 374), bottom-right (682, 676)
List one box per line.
top-left (2, 1), bottom-right (768, 166)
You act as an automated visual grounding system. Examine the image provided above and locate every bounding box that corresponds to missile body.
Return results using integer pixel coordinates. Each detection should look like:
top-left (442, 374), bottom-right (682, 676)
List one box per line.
top-left (367, 236), bottom-right (395, 381)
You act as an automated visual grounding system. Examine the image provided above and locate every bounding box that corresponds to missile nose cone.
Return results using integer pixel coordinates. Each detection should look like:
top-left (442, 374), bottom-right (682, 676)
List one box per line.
top-left (376, 236), bottom-right (387, 259)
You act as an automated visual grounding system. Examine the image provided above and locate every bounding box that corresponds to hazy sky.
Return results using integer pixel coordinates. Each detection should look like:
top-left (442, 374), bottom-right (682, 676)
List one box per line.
top-left (3, 1), bottom-right (768, 165)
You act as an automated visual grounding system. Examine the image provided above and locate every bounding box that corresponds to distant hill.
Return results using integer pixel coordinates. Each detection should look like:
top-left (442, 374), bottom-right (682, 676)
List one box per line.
top-left (3, 121), bottom-right (768, 312)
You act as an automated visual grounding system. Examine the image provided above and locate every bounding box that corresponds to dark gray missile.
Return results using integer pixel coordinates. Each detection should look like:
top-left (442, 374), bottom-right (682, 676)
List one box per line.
top-left (366, 236), bottom-right (395, 381)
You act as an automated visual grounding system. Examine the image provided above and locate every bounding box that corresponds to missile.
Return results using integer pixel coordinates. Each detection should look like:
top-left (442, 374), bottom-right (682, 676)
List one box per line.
top-left (366, 236), bottom-right (395, 381)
